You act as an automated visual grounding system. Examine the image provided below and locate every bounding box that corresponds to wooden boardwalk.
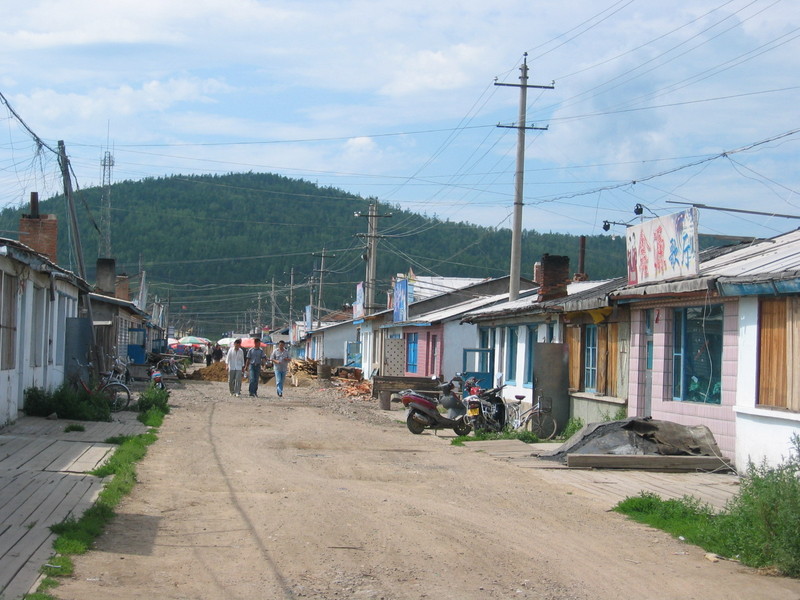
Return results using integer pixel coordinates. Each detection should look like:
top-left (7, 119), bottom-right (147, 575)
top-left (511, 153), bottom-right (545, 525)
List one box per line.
top-left (466, 439), bottom-right (741, 511)
top-left (0, 413), bottom-right (147, 600)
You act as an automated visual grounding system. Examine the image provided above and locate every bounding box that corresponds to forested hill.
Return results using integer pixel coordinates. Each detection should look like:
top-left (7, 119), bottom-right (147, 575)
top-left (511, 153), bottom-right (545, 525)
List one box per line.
top-left (0, 172), bottom-right (627, 336)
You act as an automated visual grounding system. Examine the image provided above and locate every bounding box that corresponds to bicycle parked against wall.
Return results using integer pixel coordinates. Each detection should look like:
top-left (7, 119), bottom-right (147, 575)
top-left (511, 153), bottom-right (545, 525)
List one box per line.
top-left (72, 358), bottom-right (132, 412)
top-left (506, 391), bottom-right (558, 440)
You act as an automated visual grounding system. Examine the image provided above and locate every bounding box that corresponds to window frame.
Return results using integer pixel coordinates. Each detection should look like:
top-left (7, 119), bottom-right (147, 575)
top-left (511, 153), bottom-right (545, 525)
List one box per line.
top-left (584, 324), bottom-right (598, 392)
top-left (672, 304), bottom-right (723, 404)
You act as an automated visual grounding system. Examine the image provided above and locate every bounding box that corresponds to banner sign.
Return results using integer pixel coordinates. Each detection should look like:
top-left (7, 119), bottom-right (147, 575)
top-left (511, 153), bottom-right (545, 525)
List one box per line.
top-left (626, 208), bottom-right (699, 286)
top-left (353, 282), bottom-right (365, 319)
top-left (305, 305), bottom-right (313, 332)
top-left (393, 278), bottom-right (408, 322)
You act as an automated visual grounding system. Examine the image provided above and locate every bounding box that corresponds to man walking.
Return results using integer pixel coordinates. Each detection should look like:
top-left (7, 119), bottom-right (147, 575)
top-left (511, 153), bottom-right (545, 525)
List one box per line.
top-left (270, 340), bottom-right (291, 397)
top-left (225, 339), bottom-right (245, 397)
top-left (244, 338), bottom-right (267, 397)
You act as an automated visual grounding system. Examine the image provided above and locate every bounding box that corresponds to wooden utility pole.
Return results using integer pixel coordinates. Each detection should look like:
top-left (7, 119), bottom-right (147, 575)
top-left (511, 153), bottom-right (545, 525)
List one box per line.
top-left (495, 54), bottom-right (553, 300)
top-left (59, 140), bottom-right (102, 369)
top-left (356, 203), bottom-right (391, 315)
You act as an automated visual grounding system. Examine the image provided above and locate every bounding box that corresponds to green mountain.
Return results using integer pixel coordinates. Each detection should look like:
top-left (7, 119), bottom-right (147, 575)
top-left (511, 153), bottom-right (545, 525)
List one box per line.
top-left (0, 172), bottom-right (627, 337)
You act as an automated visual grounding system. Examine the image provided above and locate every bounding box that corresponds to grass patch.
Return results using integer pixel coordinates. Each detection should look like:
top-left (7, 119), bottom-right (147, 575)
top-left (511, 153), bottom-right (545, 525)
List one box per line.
top-left (63, 423), bottom-right (85, 433)
top-left (451, 428), bottom-right (542, 446)
top-left (27, 410), bottom-right (166, 599)
top-left (560, 417), bottom-right (584, 441)
top-left (24, 384), bottom-right (110, 422)
top-left (614, 434), bottom-right (800, 577)
top-left (136, 384), bottom-right (170, 415)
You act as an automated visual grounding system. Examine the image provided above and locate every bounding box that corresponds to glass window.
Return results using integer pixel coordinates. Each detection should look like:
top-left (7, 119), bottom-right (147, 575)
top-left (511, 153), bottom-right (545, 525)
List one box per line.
top-left (584, 324), bottom-right (598, 392)
top-left (672, 305), bottom-right (723, 403)
top-left (524, 325), bottom-right (537, 386)
top-left (1, 272), bottom-right (18, 370)
top-left (406, 332), bottom-right (418, 373)
top-left (506, 327), bottom-right (518, 382)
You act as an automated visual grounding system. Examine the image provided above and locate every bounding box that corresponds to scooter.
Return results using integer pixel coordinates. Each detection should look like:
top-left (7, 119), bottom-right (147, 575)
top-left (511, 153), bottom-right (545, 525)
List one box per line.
top-left (399, 377), bottom-right (472, 436)
top-left (148, 365), bottom-right (166, 390)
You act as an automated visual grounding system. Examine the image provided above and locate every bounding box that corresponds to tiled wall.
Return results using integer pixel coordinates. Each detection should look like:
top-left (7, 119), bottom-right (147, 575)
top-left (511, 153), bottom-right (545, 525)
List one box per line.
top-left (628, 299), bottom-right (738, 460)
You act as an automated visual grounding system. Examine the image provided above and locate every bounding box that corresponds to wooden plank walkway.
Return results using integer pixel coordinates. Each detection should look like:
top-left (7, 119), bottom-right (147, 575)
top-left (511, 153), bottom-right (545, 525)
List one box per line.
top-left (0, 413), bottom-right (147, 600)
top-left (465, 439), bottom-right (741, 511)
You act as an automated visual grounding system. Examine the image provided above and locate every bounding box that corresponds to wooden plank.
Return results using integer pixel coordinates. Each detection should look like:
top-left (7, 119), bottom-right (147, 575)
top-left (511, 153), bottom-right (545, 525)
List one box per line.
top-left (566, 453), bottom-right (732, 472)
top-left (62, 444), bottom-right (115, 473)
top-left (0, 438), bottom-right (52, 470)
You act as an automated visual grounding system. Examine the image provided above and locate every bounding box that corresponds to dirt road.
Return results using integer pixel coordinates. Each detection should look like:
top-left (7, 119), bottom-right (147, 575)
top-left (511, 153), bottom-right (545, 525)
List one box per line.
top-left (51, 377), bottom-right (800, 600)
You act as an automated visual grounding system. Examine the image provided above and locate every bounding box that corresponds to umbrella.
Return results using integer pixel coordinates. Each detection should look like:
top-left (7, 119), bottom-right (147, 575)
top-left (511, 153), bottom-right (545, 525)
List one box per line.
top-left (239, 338), bottom-right (272, 349)
top-left (168, 337), bottom-right (180, 345)
top-left (180, 336), bottom-right (211, 346)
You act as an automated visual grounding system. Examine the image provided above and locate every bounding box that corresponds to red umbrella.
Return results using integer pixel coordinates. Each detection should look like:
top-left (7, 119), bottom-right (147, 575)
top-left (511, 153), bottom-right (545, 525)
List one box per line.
top-left (240, 338), bottom-right (272, 349)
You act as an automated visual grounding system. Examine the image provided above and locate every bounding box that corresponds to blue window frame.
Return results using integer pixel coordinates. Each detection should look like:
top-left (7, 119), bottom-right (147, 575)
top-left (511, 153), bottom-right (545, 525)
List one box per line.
top-left (406, 332), bottom-right (418, 373)
top-left (524, 325), bottom-right (537, 386)
top-left (584, 324), bottom-right (598, 392)
top-left (506, 327), bottom-right (518, 383)
top-left (673, 305), bottom-right (723, 403)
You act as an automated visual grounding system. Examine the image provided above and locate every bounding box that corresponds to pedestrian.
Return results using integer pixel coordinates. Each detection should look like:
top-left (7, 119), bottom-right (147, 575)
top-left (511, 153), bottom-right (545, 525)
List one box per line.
top-left (270, 340), bottom-right (291, 397)
top-left (244, 338), bottom-right (267, 397)
top-left (225, 339), bottom-right (245, 397)
top-left (205, 343), bottom-right (213, 367)
top-left (212, 343), bottom-right (223, 363)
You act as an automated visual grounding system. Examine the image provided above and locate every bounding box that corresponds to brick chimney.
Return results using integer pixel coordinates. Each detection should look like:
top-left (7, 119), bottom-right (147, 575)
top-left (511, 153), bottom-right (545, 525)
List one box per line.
top-left (538, 254), bottom-right (570, 301)
top-left (19, 192), bottom-right (58, 263)
top-left (532, 261), bottom-right (542, 285)
top-left (115, 274), bottom-right (130, 301)
top-left (96, 258), bottom-right (116, 295)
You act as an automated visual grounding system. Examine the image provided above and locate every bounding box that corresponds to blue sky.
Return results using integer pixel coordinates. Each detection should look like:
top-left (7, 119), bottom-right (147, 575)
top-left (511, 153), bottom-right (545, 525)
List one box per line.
top-left (2, 0), bottom-right (800, 240)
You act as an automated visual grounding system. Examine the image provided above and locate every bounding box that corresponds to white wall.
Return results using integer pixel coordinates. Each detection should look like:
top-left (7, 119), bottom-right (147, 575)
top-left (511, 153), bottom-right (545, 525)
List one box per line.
top-left (735, 297), bottom-right (800, 468)
top-left (442, 321), bottom-right (478, 379)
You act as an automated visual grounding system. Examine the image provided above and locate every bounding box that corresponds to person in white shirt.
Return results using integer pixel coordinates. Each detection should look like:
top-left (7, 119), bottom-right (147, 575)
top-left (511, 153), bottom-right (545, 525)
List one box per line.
top-left (225, 339), bottom-right (245, 396)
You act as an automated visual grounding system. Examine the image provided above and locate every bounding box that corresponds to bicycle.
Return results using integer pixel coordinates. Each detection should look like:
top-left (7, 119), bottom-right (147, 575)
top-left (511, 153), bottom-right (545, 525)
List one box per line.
top-left (506, 391), bottom-right (558, 440)
top-left (72, 358), bottom-right (132, 412)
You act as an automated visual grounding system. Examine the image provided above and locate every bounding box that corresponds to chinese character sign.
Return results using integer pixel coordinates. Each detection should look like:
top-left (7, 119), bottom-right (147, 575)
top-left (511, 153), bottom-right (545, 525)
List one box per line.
top-left (393, 278), bottom-right (408, 323)
top-left (626, 209), bottom-right (699, 285)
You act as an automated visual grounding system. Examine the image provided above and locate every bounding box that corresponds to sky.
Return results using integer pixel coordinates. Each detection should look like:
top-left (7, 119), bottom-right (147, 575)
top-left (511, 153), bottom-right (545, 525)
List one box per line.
top-left (2, 0), bottom-right (800, 243)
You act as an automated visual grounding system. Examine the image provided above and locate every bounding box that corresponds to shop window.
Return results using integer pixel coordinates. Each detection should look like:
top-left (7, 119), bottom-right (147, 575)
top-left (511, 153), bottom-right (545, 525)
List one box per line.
top-left (672, 305), bottom-right (723, 404)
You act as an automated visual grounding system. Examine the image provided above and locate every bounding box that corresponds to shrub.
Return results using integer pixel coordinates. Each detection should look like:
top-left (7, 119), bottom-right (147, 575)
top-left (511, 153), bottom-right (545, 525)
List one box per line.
top-left (24, 385), bottom-right (110, 422)
top-left (615, 434), bottom-right (800, 577)
top-left (136, 384), bottom-right (170, 414)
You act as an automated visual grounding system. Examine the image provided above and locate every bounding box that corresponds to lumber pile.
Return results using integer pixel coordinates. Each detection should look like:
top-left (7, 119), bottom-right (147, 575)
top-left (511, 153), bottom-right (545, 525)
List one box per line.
top-left (290, 358), bottom-right (319, 375)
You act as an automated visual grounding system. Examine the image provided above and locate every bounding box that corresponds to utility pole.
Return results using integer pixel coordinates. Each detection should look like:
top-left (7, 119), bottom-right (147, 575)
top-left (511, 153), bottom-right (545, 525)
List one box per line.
top-left (270, 277), bottom-right (276, 333)
top-left (313, 248), bottom-right (335, 326)
top-left (495, 53), bottom-right (553, 300)
top-left (59, 140), bottom-right (101, 369)
top-left (289, 267), bottom-right (295, 327)
top-left (99, 149), bottom-right (114, 258)
top-left (355, 202), bottom-right (392, 315)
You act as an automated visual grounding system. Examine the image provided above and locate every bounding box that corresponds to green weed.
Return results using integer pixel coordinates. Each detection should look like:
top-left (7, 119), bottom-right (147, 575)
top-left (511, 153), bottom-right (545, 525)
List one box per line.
top-left (560, 417), bottom-right (584, 440)
top-left (63, 423), bottom-right (85, 433)
top-left (614, 434), bottom-right (800, 577)
top-left (451, 428), bottom-right (542, 446)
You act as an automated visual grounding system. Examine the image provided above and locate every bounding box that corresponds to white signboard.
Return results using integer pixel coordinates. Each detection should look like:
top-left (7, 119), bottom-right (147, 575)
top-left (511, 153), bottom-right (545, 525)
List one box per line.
top-left (626, 209), bottom-right (699, 286)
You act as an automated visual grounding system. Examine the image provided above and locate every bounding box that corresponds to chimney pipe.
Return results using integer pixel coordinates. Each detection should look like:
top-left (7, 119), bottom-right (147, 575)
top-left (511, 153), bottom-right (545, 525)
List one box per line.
top-left (30, 192), bottom-right (40, 219)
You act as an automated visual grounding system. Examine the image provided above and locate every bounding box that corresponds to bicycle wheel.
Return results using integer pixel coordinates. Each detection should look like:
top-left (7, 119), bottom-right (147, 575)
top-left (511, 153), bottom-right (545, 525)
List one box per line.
top-left (101, 382), bottom-right (131, 412)
top-left (505, 404), bottom-right (522, 430)
top-left (528, 412), bottom-right (557, 440)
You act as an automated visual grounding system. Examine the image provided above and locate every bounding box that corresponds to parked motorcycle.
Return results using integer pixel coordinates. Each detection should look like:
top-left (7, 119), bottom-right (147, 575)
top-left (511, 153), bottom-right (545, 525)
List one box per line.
top-left (465, 384), bottom-right (507, 433)
top-left (148, 365), bottom-right (166, 390)
top-left (400, 377), bottom-right (472, 436)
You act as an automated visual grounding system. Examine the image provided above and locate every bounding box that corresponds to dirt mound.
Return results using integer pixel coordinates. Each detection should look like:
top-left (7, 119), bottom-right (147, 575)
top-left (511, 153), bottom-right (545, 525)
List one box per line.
top-left (189, 361), bottom-right (228, 382)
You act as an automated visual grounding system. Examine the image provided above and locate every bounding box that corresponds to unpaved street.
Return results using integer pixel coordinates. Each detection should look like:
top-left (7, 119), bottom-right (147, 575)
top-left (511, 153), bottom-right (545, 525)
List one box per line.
top-left (51, 377), bottom-right (800, 600)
